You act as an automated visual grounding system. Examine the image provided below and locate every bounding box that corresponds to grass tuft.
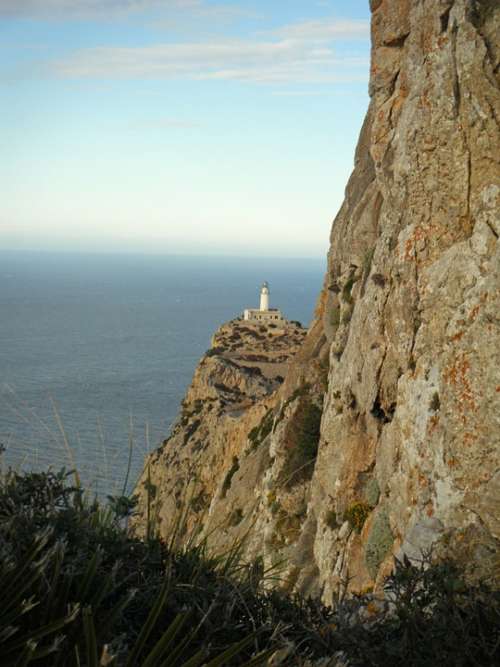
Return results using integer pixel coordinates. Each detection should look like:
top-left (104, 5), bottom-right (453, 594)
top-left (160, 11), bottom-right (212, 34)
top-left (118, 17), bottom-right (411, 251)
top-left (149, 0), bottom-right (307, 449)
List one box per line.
top-left (1, 467), bottom-right (499, 666)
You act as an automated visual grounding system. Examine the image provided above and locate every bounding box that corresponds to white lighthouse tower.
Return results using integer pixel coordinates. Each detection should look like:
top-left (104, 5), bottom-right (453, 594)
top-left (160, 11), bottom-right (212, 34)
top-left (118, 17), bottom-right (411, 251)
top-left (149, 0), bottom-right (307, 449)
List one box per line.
top-left (243, 281), bottom-right (285, 325)
top-left (260, 281), bottom-right (270, 311)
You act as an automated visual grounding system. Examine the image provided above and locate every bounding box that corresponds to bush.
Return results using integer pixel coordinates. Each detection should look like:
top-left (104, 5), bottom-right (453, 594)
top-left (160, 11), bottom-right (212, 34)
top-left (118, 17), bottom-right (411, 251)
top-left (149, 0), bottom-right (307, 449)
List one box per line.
top-left (330, 306), bottom-right (341, 327)
top-left (325, 509), bottom-right (340, 531)
top-left (338, 555), bottom-right (500, 666)
top-left (276, 384), bottom-right (311, 424)
top-left (221, 456), bottom-right (240, 498)
top-left (344, 502), bottom-right (371, 533)
top-left (281, 398), bottom-right (322, 488)
top-left (294, 400), bottom-right (322, 460)
top-left (363, 247), bottom-right (375, 277)
top-left (0, 469), bottom-right (276, 666)
top-left (342, 276), bottom-right (357, 304)
top-left (248, 409), bottom-right (274, 450)
top-left (342, 308), bottom-right (353, 324)
top-left (205, 346), bottom-right (224, 357)
top-left (0, 469), bottom-right (498, 666)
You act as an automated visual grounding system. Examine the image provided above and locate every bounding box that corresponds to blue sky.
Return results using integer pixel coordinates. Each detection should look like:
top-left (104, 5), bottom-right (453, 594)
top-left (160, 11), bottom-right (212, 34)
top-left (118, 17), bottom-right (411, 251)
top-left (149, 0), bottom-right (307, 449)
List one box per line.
top-left (1, 1), bottom-right (371, 258)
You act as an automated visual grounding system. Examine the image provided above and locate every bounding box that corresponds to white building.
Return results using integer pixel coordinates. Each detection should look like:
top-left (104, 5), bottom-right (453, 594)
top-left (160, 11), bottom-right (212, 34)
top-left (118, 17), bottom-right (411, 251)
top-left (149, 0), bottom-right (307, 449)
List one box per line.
top-left (243, 282), bottom-right (286, 325)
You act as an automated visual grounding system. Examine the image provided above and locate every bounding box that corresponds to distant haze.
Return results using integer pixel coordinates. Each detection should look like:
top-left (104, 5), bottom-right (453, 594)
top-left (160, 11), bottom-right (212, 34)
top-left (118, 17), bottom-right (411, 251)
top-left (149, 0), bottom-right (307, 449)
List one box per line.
top-left (1, 1), bottom-right (370, 257)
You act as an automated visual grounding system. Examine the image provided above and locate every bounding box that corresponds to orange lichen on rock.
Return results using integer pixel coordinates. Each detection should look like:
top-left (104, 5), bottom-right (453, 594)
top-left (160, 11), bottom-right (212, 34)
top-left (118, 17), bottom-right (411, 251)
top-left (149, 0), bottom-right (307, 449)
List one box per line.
top-left (443, 353), bottom-right (477, 413)
top-left (450, 331), bottom-right (465, 343)
top-left (468, 304), bottom-right (480, 322)
top-left (463, 431), bottom-right (479, 446)
top-left (427, 414), bottom-right (440, 434)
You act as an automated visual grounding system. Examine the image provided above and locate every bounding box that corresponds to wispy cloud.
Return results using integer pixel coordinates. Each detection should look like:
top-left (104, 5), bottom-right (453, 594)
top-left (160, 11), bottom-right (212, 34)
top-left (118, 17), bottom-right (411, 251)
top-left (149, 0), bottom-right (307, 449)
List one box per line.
top-left (267, 18), bottom-right (369, 41)
top-left (0, 0), bottom-right (253, 21)
top-left (3, 4), bottom-right (370, 86)
top-left (48, 19), bottom-right (369, 85)
top-left (183, 3), bottom-right (258, 21)
top-left (0, 0), bottom-right (189, 18)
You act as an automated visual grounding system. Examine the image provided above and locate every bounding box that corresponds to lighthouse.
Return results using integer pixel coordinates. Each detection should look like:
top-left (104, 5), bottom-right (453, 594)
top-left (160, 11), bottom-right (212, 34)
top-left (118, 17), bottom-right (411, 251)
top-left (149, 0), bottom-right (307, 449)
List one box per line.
top-left (243, 282), bottom-right (285, 326)
top-left (260, 281), bottom-right (270, 311)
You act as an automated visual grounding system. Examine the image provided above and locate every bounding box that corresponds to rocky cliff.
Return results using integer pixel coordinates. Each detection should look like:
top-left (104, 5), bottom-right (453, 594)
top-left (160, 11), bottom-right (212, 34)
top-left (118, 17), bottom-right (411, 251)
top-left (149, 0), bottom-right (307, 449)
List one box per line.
top-left (135, 0), bottom-right (500, 601)
top-left (132, 318), bottom-right (310, 548)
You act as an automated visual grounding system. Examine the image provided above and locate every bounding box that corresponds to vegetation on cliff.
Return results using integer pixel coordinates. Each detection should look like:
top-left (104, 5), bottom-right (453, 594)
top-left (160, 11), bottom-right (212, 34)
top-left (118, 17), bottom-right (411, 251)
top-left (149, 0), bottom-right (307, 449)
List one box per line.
top-left (1, 467), bottom-right (499, 666)
top-left (280, 396), bottom-right (322, 489)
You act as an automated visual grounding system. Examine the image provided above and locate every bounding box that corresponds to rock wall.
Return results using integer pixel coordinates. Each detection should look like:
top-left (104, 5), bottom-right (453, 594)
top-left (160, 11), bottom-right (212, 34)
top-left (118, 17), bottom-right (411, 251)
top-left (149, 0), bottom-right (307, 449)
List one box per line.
top-left (135, 0), bottom-right (500, 601)
top-left (310, 0), bottom-right (500, 599)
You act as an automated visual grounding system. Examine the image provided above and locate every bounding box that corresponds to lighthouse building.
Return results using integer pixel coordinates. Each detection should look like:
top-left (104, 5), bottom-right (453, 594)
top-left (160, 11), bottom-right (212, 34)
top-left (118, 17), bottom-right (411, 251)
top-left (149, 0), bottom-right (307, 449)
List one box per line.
top-left (243, 282), bottom-right (285, 326)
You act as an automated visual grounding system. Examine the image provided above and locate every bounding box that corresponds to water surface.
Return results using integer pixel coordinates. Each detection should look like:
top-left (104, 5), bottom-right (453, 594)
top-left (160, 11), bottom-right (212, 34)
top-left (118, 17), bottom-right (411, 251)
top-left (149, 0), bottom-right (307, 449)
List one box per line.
top-left (0, 250), bottom-right (325, 494)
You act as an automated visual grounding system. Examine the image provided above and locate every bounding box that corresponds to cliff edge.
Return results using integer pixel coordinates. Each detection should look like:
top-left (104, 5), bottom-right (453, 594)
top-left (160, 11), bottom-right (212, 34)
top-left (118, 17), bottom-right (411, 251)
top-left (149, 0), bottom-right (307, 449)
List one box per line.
top-left (135, 0), bottom-right (500, 602)
top-left (133, 318), bottom-right (308, 549)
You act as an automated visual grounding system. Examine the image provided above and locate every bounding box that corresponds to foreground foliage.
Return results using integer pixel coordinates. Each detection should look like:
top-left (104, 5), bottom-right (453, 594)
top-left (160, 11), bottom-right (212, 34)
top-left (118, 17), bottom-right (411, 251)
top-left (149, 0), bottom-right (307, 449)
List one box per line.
top-left (0, 468), bottom-right (499, 666)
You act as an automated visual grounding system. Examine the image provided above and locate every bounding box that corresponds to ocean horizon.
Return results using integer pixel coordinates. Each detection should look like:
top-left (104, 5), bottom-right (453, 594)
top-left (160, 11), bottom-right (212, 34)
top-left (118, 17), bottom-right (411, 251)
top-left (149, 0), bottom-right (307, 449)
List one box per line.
top-left (0, 249), bottom-right (325, 495)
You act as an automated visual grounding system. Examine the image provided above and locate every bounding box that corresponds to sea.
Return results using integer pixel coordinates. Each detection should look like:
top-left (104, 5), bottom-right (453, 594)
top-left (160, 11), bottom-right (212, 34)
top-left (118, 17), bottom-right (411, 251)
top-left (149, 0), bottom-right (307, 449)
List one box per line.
top-left (0, 250), bottom-right (325, 496)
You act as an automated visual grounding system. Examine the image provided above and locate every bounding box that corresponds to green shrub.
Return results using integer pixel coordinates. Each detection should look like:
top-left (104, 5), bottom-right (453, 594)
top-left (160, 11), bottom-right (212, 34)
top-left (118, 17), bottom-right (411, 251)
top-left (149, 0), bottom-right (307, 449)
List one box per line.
top-left (337, 555), bottom-right (500, 666)
top-left (295, 401), bottom-right (322, 459)
top-left (330, 306), bottom-right (341, 327)
top-left (248, 409), bottom-right (274, 450)
top-left (365, 509), bottom-right (394, 579)
top-left (341, 308), bottom-right (353, 324)
top-left (363, 246), bottom-right (375, 277)
top-left (1, 469), bottom-right (499, 666)
top-left (281, 398), bottom-right (322, 488)
top-left (0, 469), bottom-right (331, 665)
top-left (190, 488), bottom-right (209, 513)
top-left (325, 509), bottom-right (340, 531)
top-left (192, 399), bottom-right (204, 414)
top-left (275, 384), bottom-right (311, 427)
top-left (344, 502), bottom-right (371, 533)
top-left (270, 501), bottom-right (281, 515)
top-left (342, 276), bottom-right (357, 304)
top-left (221, 456), bottom-right (240, 498)
top-left (204, 346), bottom-right (224, 357)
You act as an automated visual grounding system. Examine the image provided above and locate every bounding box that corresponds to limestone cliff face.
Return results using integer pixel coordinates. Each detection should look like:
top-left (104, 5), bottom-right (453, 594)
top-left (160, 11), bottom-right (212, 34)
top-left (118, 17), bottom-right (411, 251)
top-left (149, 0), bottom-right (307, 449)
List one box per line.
top-left (309, 0), bottom-right (500, 599)
top-left (135, 0), bottom-right (500, 601)
top-left (132, 319), bottom-right (309, 548)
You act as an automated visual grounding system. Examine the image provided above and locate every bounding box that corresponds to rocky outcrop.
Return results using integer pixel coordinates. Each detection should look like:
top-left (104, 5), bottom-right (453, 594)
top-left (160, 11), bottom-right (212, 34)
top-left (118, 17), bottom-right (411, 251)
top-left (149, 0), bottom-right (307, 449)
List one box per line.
top-left (135, 0), bottom-right (500, 602)
top-left (132, 319), bottom-right (308, 545)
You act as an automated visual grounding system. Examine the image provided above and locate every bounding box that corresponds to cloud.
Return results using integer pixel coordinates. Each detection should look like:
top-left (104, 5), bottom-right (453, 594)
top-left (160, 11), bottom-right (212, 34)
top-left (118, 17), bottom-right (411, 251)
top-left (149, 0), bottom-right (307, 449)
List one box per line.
top-left (3, 5), bottom-right (369, 86)
top-left (183, 3), bottom-right (258, 21)
top-left (0, 0), bottom-right (136, 17)
top-left (0, 0), bottom-right (252, 20)
top-left (49, 35), bottom-right (368, 84)
top-left (269, 18), bottom-right (369, 41)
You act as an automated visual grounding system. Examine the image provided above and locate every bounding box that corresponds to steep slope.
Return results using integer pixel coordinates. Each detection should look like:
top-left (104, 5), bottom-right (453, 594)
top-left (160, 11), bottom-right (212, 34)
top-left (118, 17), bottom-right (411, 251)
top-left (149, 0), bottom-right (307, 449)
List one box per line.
top-left (132, 318), bottom-right (309, 547)
top-left (305, 0), bottom-right (500, 599)
top-left (135, 0), bottom-right (500, 602)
